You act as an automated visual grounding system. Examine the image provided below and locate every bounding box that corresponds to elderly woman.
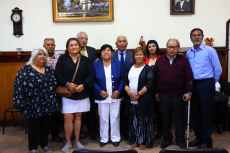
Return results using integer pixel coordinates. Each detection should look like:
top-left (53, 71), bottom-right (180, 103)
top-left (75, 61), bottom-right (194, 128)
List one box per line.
top-left (55, 38), bottom-right (94, 152)
top-left (145, 40), bottom-right (162, 139)
top-left (13, 47), bottom-right (59, 153)
top-left (93, 44), bottom-right (124, 147)
top-left (124, 47), bottom-right (154, 150)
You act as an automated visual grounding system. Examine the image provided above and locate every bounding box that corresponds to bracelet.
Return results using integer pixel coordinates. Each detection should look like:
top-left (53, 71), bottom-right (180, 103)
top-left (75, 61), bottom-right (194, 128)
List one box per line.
top-left (137, 92), bottom-right (141, 96)
top-left (66, 82), bottom-right (70, 87)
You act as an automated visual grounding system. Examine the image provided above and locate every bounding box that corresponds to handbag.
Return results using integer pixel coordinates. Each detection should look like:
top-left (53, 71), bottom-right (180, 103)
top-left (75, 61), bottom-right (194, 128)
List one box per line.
top-left (213, 91), bottom-right (229, 103)
top-left (56, 55), bottom-right (81, 97)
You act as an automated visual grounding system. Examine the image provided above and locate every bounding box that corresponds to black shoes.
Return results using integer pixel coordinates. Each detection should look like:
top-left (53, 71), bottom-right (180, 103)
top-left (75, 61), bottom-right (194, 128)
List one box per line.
top-left (112, 142), bottom-right (120, 147)
top-left (100, 142), bottom-right (107, 147)
top-left (156, 131), bottom-right (162, 139)
top-left (52, 135), bottom-right (63, 142)
top-left (217, 126), bottom-right (225, 135)
top-left (176, 141), bottom-right (186, 149)
top-left (89, 130), bottom-right (97, 140)
top-left (197, 143), bottom-right (213, 149)
top-left (188, 139), bottom-right (202, 147)
top-left (160, 140), bottom-right (171, 148)
top-left (124, 135), bottom-right (129, 140)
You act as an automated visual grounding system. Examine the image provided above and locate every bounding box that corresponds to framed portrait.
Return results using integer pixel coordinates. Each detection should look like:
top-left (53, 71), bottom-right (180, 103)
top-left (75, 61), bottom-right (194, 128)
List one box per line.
top-left (52, 0), bottom-right (114, 22)
top-left (170, 0), bottom-right (195, 15)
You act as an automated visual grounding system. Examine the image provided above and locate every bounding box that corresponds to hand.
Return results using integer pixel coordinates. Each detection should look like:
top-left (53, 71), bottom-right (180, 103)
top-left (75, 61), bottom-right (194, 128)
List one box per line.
top-left (128, 92), bottom-right (139, 101)
top-left (155, 94), bottom-right (160, 101)
top-left (111, 90), bottom-right (120, 99)
top-left (100, 90), bottom-right (109, 98)
top-left (68, 83), bottom-right (77, 93)
top-left (75, 84), bottom-right (84, 93)
top-left (182, 93), bottom-right (191, 101)
top-left (14, 108), bottom-right (21, 111)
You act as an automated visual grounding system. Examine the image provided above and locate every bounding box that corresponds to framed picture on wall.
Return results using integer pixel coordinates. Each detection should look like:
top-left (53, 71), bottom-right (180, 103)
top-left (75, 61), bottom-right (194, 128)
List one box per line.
top-left (52, 0), bottom-right (114, 22)
top-left (170, 0), bottom-right (195, 15)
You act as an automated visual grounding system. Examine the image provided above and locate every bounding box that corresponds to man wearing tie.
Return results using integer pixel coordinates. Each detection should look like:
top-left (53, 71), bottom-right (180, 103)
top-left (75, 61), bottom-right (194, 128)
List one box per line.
top-left (112, 35), bottom-right (133, 140)
top-left (77, 31), bottom-right (98, 140)
top-left (174, 0), bottom-right (190, 11)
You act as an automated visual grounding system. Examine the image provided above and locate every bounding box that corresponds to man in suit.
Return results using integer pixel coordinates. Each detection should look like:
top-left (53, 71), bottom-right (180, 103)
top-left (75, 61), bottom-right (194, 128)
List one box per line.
top-left (175, 0), bottom-right (190, 11)
top-left (112, 35), bottom-right (133, 140)
top-left (76, 31), bottom-right (98, 140)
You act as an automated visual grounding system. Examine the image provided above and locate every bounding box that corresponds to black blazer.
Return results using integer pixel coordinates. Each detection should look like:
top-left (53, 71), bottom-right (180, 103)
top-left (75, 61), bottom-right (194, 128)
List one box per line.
top-left (124, 64), bottom-right (154, 117)
top-left (86, 46), bottom-right (97, 63)
top-left (55, 54), bottom-right (94, 100)
top-left (175, 0), bottom-right (190, 11)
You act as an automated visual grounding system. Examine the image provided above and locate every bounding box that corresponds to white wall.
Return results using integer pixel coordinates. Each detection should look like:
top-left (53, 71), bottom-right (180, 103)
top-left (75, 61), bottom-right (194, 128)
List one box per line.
top-left (0, 0), bottom-right (230, 51)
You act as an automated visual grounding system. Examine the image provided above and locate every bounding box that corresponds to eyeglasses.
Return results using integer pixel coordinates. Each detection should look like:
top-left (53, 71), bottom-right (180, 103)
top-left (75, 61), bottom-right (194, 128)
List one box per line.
top-left (191, 34), bottom-right (202, 38)
top-left (117, 40), bottom-right (127, 43)
top-left (78, 37), bottom-right (88, 41)
top-left (167, 46), bottom-right (178, 50)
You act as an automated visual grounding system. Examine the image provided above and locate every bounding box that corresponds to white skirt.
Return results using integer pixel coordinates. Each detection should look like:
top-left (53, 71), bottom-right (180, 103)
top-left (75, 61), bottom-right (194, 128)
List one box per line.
top-left (62, 97), bottom-right (90, 114)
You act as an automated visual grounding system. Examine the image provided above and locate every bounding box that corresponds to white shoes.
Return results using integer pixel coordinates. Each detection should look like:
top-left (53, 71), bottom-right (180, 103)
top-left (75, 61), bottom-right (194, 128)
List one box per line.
top-left (74, 141), bottom-right (84, 149)
top-left (62, 142), bottom-right (72, 152)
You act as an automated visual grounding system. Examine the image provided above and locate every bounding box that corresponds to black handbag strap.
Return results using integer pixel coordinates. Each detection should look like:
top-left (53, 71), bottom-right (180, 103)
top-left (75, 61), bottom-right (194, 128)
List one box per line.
top-left (71, 55), bottom-right (81, 83)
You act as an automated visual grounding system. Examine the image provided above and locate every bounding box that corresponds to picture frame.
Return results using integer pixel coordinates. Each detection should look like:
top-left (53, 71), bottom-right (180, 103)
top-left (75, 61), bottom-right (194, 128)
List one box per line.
top-left (170, 0), bottom-right (195, 15)
top-left (52, 0), bottom-right (114, 22)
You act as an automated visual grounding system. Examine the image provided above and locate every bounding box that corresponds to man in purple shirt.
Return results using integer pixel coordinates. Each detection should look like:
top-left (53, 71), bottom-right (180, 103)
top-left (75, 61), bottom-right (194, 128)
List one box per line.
top-left (154, 39), bottom-right (193, 149)
top-left (187, 28), bottom-right (222, 149)
top-left (43, 38), bottom-right (62, 142)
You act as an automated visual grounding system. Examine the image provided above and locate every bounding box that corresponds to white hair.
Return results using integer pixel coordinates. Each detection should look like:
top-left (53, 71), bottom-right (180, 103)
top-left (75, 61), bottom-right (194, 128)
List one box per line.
top-left (43, 38), bottom-right (55, 45)
top-left (116, 35), bottom-right (128, 43)
top-left (26, 47), bottom-right (49, 66)
top-left (76, 31), bottom-right (88, 38)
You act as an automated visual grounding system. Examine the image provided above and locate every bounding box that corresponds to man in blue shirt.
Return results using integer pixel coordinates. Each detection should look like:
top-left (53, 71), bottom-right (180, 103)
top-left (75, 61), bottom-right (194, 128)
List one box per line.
top-left (186, 28), bottom-right (222, 149)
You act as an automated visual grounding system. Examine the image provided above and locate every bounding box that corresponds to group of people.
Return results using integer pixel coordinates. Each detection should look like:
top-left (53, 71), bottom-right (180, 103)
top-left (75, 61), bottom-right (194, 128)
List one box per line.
top-left (13, 28), bottom-right (222, 153)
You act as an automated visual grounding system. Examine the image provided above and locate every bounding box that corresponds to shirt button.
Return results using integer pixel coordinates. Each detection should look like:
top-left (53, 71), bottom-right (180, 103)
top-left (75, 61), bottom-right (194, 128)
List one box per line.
top-left (113, 86), bottom-right (114, 88)
top-left (112, 81), bottom-right (114, 83)
top-left (112, 75), bottom-right (113, 77)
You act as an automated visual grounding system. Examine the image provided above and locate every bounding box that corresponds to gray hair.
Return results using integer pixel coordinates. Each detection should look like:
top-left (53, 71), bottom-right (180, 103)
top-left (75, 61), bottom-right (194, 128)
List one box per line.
top-left (76, 31), bottom-right (88, 38)
top-left (116, 35), bottom-right (128, 43)
top-left (43, 38), bottom-right (55, 45)
top-left (166, 38), bottom-right (180, 48)
top-left (27, 47), bottom-right (49, 66)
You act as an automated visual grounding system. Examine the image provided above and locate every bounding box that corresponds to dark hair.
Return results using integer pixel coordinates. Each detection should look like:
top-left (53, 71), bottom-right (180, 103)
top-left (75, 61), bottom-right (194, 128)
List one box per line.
top-left (100, 44), bottom-right (113, 56)
top-left (132, 47), bottom-right (147, 62)
top-left (190, 28), bottom-right (204, 38)
top-left (146, 40), bottom-right (160, 57)
top-left (65, 38), bottom-right (80, 54)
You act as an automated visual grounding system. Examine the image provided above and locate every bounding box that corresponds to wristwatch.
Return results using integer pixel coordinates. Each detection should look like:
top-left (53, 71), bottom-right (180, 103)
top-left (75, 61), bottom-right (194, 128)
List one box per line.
top-left (187, 92), bottom-right (192, 96)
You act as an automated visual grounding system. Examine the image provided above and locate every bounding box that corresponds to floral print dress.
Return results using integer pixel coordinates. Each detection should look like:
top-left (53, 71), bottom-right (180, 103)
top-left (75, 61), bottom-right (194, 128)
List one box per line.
top-left (13, 65), bottom-right (59, 118)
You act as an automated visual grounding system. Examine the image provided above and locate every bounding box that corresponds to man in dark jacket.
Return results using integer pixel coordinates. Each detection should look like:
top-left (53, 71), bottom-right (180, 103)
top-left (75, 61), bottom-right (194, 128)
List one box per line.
top-left (154, 39), bottom-right (193, 149)
top-left (175, 0), bottom-right (190, 11)
top-left (77, 31), bottom-right (98, 140)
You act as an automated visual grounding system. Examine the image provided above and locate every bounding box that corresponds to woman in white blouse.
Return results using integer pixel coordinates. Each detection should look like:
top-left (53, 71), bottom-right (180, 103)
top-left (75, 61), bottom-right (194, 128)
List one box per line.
top-left (124, 47), bottom-right (154, 150)
top-left (93, 44), bottom-right (124, 147)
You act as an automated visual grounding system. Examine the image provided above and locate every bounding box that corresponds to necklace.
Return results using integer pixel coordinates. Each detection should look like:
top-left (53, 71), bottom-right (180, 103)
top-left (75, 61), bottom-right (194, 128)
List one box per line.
top-left (69, 54), bottom-right (79, 61)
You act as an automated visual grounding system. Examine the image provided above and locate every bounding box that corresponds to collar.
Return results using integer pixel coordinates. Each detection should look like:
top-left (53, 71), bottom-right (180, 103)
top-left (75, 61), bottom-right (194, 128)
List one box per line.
top-left (50, 53), bottom-right (59, 59)
top-left (191, 43), bottom-right (205, 52)
top-left (166, 54), bottom-right (177, 60)
top-left (80, 47), bottom-right (87, 51)
top-left (118, 50), bottom-right (126, 55)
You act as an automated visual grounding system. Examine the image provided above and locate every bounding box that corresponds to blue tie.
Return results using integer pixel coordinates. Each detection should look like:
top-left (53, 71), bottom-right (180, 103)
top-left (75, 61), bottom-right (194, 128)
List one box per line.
top-left (120, 52), bottom-right (124, 67)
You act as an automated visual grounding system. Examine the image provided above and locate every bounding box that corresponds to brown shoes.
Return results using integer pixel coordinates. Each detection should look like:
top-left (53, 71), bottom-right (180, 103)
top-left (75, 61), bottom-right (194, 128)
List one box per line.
top-left (131, 144), bottom-right (138, 148)
top-left (140, 145), bottom-right (146, 150)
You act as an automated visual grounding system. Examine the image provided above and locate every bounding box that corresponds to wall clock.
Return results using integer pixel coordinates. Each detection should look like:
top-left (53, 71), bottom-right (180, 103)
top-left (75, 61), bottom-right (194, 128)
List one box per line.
top-left (11, 7), bottom-right (23, 37)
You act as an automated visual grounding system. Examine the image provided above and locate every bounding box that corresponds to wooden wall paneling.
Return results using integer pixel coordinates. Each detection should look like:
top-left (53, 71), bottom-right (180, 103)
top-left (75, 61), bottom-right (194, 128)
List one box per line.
top-left (0, 62), bottom-right (27, 122)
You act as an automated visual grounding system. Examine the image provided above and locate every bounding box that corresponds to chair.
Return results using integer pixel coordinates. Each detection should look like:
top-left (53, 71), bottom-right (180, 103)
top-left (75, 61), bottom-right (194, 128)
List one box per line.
top-left (159, 148), bottom-right (228, 153)
top-left (72, 149), bottom-right (138, 153)
top-left (3, 108), bottom-right (27, 134)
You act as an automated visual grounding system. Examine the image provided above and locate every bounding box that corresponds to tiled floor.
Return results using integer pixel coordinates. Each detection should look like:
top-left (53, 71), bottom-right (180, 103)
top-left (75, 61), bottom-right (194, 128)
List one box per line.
top-left (1, 125), bottom-right (230, 153)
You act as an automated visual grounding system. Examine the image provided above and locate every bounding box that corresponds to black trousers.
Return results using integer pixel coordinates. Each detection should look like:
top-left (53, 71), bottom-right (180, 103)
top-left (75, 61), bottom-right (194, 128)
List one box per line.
top-left (50, 97), bottom-right (62, 137)
top-left (120, 97), bottom-right (129, 137)
top-left (159, 94), bottom-right (185, 143)
top-left (86, 90), bottom-right (97, 132)
top-left (212, 102), bottom-right (228, 126)
top-left (154, 101), bottom-right (162, 131)
top-left (28, 115), bottom-right (52, 151)
top-left (191, 78), bottom-right (215, 145)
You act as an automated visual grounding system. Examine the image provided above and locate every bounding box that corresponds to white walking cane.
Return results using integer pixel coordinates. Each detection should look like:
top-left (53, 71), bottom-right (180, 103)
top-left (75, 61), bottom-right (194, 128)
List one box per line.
top-left (186, 100), bottom-right (191, 149)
